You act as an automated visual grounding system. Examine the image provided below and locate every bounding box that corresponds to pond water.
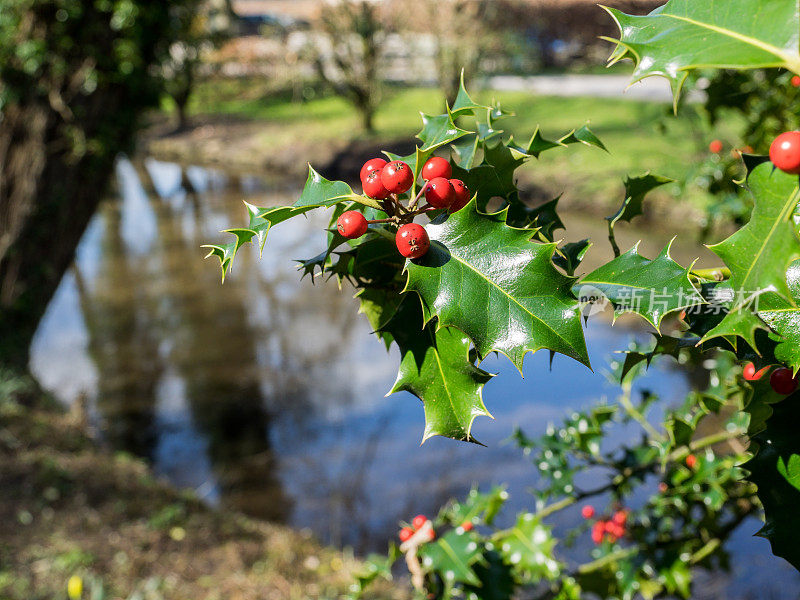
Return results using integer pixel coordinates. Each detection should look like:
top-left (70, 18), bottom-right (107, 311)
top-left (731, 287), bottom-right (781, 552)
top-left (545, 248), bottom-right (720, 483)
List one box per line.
top-left (31, 157), bottom-right (800, 598)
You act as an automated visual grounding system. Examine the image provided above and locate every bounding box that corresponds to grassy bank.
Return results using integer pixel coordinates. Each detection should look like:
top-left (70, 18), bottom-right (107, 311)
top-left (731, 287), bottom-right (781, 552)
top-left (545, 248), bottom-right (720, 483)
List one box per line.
top-left (147, 79), bottom-right (739, 214)
top-left (0, 374), bottom-right (400, 600)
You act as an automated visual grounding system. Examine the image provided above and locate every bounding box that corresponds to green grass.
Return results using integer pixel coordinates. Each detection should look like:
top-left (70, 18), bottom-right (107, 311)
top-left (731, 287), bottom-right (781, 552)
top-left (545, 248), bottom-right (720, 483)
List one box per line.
top-left (187, 79), bottom-right (738, 209)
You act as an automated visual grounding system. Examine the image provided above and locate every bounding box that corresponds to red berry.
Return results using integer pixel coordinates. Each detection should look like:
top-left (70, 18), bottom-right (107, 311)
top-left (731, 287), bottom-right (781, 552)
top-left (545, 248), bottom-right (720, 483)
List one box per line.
top-left (770, 131), bottom-right (800, 174)
top-left (792, 75), bottom-right (800, 88)
top-left (743, 362), bottom-right (770, 381)
top-left (591, 521), bottom-right (605, 545)
top-left (770, 367), bottom-right (799, 395)
top-left (685, 454), bottom-right (697, 469)
top-left (658, 482), bottom-right (668, 493)
top-left (581, 505), bottom-right (595, 519)
top-left (360, 158), bottom-right (387, 181)
top-left (605, 521), bottom-right (625, 539)
top-left (709, 140), bottom-right (723, 154)
top-left (461, 521), bottom-right (474, 532)
top-left (399, 527), bottom-right (414, 542)
top-left (381, 161), bottom-right (414, 194)
top-left (612, 510), bottom-right (628, 526)
top-left (396, 224), bottom-right (430, 260)
top-left (337, 211), bottom-right (368, 239)
top-left (449, 179), bottom-right (471, 213)
top-left (424, 177), bottom-right (455, 209)
top-left (363, 169), bottom-right (390, 200)
top-left (422, 157), bottom-right (452, 181)
top-left (411, 514), bottom-right (427, 531)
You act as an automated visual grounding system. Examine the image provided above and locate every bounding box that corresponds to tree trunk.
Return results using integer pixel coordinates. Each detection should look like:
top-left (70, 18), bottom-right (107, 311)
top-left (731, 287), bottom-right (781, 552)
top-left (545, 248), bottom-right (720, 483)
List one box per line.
top-left (0, 1), bottom-right (174, 372)
top-left (0, 99), bottom-right (132, 370)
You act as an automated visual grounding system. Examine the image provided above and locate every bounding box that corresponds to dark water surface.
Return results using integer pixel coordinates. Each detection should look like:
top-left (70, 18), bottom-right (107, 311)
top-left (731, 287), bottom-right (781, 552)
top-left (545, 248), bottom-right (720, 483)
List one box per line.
top-left (31, 158), bottom-right (800, 598)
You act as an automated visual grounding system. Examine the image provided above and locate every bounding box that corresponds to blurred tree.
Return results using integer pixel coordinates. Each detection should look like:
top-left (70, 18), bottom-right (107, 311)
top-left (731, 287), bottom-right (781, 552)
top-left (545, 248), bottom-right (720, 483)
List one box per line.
top-left (409, 0), bottom-right (503, 105)
top-left (0, 0), bottom-right (195, 371)
top-left (309, 0), bottom-right (387, 133)
top-left (162, 0), bottom-right (233, 131)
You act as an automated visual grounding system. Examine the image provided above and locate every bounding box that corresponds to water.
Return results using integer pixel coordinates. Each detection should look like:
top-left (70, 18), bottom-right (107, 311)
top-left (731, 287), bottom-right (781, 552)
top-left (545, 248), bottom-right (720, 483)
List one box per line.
top-left (31, 157), bottom-right (800, 597)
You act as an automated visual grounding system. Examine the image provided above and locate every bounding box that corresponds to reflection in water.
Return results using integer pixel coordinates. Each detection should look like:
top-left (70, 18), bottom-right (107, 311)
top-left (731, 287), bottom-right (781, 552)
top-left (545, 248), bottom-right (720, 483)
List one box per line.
top-left (30, 158), bottom-right (800, 595)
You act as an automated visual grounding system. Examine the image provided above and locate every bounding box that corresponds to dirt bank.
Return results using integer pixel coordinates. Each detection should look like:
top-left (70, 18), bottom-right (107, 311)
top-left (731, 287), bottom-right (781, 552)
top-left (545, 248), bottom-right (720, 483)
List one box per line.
top-left (0, 376), bottom-right (401, 600)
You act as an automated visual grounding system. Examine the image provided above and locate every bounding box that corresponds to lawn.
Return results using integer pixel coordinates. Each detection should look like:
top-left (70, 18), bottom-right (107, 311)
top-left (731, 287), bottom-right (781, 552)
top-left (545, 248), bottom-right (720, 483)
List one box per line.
top-left (182, 78), bottom-right (740, 211)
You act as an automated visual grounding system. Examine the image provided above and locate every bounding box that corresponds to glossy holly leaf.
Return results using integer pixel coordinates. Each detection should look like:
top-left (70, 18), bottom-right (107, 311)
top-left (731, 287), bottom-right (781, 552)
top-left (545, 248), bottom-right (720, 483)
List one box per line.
top-left (450, 70), bottom-right (490, 117)
top-left (605, 0), bottom-right (800, 102)
top-left (495, 513), bottom-right (560, 583)
top-left (463, 551), bottom-right (515, 600)
top-left (404, 203), bottom-right (590, 371)
top-left (576, 241), bottom-right (705, 330)
top-left (708, 162), bottom-right (800, 312)
top-left (506, 196), bottom-right (565, 238)
top-left (747, 396), bottom-right (800, 570)
top-left (616, 334), bottom-right (691, 382)
top-left (759, 260), bottom-right (800, 373)
top-left (438, 486), bottom-right (508, 528)
top-left (512, 127), bottom-right (561, 158)
top-left (357, 287), bottom-right (403, 349)
top-left (384, 295), bottom-right (494, 443)
top-left (607, 173), bottom-right (674, 225)
top-left (204, 167), bottom-right (375, 281)
top-left (452, 119), bottom-right (504, 170)
top-left (417, 112), bottom-right (471, 152)
top-left (559, 125), bottom-right (608, 153)
top-left (743, 376), bottom-right (788, 437)
top-left (419, 530), bottom-right (484, 587)
top-left (511, 125), bottom-right (607, 159)
top-left (554, 239), bottom-right (592, 277)
top-left (700, 303), bottom-right (768, 352)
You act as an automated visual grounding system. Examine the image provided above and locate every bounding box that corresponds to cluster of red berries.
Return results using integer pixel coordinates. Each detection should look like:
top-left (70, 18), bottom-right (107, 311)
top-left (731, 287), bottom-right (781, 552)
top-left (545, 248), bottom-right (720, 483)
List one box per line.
top-left (398, 514), bottom-right (435, 543)
top-left (742, 362), bottom-right (799, 395)
top-left (582, 506), bottom-right (628, 545)
top-left (336, 156), bottom-right (472, 260)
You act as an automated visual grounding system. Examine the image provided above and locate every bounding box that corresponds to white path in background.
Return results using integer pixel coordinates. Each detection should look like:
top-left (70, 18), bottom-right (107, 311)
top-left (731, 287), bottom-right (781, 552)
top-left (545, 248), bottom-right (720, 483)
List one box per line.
top-left (486, 74), bottom-right (705, 103)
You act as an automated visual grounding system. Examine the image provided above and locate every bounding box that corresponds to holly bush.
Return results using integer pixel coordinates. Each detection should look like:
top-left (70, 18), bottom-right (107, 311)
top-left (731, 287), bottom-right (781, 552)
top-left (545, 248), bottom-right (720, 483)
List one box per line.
top-left (206, 0), bottom-right (800, 597)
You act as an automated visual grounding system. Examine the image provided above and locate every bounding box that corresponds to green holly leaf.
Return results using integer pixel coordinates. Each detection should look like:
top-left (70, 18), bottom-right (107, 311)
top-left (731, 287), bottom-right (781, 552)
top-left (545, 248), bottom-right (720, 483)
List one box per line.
top-left (709, 162), bottom-right (800, 311)
top-left (506, 196), bottom-right (565, 238)
top-left (605, 0), bottom-right (800, 103)
top-left (554, 239), bottom-right (592, 277)
top-left (351, 546), bottom-right (400, 598)
top-left (450, 70), bottom-right (490, 117)
top-left (494, 513), bottom-right (560, 583)
top-left (404, 204), bottom-right (590, 371)
top-left (452, 118), bottom-right (504, 169)
top-left (699, 303), bottom-right (768, 352)
top-left (356, 287), bottom-right (403, 349)
top-left (607, 173), bottom-right (674, 225)
top-left (463, 551), bottom-right (515, 600)
top-left (438, 486), bottom-right (508, 528)
top-left (559, 125), bottom-right (608, 153)
top-left (384, 296), bottom-right (494, 442)
top-left (204, 167), bottom-right (375, 280)
top-left (747, 396), bottom-right (800, 570)
top-left (759, 260), bottom-right (800, 372)
top-left (417, 112), bottom-right (471, 152)
top-left (512, 127), bottom-right (561, 158)
top-left (419, 530), bottom-right (484, 587)
top-left (576, 241), bottom-right (705, 330)
top-left (510, 125), bottom-right (607, 159)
